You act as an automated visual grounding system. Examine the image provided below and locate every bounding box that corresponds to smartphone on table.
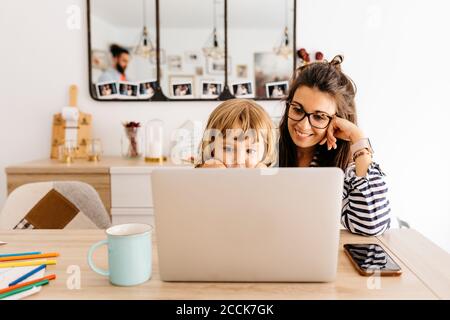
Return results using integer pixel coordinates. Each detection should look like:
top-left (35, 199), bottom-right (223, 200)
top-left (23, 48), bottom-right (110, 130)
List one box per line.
top-left (343, 243), bottom-right (402, 276)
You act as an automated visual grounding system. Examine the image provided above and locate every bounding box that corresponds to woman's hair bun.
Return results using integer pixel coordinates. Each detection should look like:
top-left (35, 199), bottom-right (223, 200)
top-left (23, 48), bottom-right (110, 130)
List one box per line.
top-left (329, 55), bottom-right (344, 70)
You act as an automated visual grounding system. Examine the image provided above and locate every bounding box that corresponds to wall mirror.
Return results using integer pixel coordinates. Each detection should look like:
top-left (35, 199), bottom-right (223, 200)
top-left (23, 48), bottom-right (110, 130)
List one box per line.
top-left (228, 0), bottom-right (296, 100)
top-left (88, 0), bottom-right (159, 101)
top-left (87, 0), bottom-right (296, 101)
top-left (159, 0), bottom-right (226, 100)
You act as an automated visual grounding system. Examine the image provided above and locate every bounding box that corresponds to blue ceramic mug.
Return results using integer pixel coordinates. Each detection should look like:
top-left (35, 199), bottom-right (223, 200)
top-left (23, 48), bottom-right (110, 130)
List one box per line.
top-left (87, 223), bottom-right (152, 286)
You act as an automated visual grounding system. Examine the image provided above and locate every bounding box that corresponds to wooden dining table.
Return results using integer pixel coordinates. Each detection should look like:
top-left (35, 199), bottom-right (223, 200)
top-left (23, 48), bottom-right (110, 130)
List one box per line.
top-left (0, 228), bottom-right (449, 300)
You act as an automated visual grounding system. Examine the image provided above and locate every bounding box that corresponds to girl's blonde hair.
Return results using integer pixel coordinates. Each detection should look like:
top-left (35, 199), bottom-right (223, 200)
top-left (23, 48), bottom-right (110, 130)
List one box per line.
top-left (196, 99), bottom-right (277, 167)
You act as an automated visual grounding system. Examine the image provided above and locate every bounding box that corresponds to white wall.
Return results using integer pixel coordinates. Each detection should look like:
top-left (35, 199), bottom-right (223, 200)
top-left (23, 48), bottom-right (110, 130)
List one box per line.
top-left (1, 0), bottom-right (449, 251)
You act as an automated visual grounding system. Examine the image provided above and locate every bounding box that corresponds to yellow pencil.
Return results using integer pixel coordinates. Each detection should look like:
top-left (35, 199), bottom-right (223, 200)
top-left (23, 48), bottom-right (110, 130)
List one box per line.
top-left (0, 259), bottom-right (57, 268)
top-left (0, 252), bottom-right (59, 262)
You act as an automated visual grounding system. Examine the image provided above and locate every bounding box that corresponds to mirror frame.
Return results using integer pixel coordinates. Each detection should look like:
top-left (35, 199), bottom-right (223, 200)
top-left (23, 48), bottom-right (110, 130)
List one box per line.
top-left (87, 0), bottom-right (297, 102)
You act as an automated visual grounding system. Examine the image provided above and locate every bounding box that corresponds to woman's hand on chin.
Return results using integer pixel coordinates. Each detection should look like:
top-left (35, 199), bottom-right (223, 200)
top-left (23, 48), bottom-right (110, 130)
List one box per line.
top-left (319, 116), bottom-right (365, 150)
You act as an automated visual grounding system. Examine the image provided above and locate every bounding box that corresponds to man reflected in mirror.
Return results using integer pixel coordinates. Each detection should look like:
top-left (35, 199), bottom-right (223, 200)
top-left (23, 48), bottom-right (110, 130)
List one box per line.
top-left (98, 44), bottom-right (130, 82)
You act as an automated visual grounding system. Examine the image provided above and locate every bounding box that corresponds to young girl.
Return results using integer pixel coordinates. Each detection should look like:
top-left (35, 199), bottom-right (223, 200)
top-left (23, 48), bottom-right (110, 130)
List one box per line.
top-left (195, 99), bottom-right (277, 168)
top-left (279, 55), bottom-right (391, 236)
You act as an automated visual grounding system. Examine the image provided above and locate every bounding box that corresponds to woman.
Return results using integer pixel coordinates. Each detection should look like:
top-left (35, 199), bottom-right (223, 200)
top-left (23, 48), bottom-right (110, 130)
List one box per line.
top-left (279, 55), bottom-right (391, 236)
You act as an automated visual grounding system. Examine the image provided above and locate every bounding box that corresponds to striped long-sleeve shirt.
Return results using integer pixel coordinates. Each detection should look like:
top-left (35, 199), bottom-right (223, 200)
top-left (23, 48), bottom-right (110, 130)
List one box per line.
top-left (310, 157), bottom-right (391, 236)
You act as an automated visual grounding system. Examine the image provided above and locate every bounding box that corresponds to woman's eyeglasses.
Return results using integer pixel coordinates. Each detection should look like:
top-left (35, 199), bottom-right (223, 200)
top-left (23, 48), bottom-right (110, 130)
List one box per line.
top-left (287, 102), bottom-right (333, 129)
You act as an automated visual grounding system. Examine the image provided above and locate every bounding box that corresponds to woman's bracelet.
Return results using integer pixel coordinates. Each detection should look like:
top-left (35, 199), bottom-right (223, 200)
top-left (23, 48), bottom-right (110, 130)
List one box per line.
top-left (352, 148), bottom-right (372, 162)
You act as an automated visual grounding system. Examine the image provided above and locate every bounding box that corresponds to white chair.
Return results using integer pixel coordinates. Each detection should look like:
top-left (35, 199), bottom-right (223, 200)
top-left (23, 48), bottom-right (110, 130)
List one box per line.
top-left (0, 181), bottom-right (111, 230)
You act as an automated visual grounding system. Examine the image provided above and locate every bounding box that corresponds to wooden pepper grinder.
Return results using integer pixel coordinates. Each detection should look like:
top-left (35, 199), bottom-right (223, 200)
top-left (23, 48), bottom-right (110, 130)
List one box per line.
top-left (50, 85), bottom-right (92, 159)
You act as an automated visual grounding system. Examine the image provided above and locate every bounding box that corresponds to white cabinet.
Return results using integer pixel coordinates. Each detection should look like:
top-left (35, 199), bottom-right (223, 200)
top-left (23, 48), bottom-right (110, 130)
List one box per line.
top-left (111, 208), bottom-right (155, 226)
top-left (110, 167), bottom-right (159, 227)
top-left (111, 164), bottom-right (192, 226)
top-left (111, 167), bottom-right (154, 208)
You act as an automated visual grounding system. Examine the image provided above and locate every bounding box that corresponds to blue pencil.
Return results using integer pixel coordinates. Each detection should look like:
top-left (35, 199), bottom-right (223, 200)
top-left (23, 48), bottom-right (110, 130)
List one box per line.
top-left (0, 251), bottom-right (41, 258)
top-left (8, 264), bottom-right (46, 287)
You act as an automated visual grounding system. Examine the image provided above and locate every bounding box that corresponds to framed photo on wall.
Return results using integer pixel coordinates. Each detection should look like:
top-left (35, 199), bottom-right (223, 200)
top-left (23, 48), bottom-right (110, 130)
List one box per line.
top-left (168, 55), bottom-right (183, 72)
top-left (139, 79), bottom-right (158, 99)
top-left (169, 75), bottom-right (195, 99)
top-left (95, 81), bottom-right (118, 100)
top-left (118, 81), bottom-right (139, 99)
top-left (231, 80), bottom-right (255, 98)
top-left (91, 49), bottom-right (109, 71)
top-left (254, 52), bottom-right (292, 98)
top-left (236, 64), bottom-right (248, 78)
top-left (265, 80), bottom-right (289, 98)
top-left (200, 80), bottom-right (223, 99)
top-left (206, 57), bottom-right (231, 75)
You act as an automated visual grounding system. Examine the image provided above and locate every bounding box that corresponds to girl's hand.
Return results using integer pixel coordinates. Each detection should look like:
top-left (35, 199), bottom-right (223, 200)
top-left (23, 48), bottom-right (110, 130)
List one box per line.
top-left (319, 116), bottom-right (365, 150)
top-left (201, 159), bottom-right (227, 168)
top-left (255, 162), bottom-right (268, 168)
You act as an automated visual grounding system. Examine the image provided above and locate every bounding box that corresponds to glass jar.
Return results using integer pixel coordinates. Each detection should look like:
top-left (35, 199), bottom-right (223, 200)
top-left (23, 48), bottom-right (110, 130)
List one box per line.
top-left (86, 138), bottom-right (103, 162)
top-left (145, 119), bottom-right (165, 163)
top-left (58, 139), bottom-right (77, 163)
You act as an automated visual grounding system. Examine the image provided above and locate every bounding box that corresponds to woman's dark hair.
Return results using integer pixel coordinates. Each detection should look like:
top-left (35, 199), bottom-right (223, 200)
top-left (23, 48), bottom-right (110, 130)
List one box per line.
top-left (279, 55), bottom-right (357, 170)
top-left (109, 44), bottom-right (129, 58)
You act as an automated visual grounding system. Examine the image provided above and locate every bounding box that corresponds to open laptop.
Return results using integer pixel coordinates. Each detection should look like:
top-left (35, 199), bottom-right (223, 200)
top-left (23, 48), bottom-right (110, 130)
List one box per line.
top-left (151, 167), bottom-right (343, 282)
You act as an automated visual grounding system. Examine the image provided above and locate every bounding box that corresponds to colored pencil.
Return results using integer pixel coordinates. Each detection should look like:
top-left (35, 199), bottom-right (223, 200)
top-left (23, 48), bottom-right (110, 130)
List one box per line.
top-left (3, 286), bottom-right (40, 300)
top-left (0, 252), bottom-right (59, 262)
top-left (0, 251), bottom-right (41, 258)
top-left (0, 259), bottom-right (57, 268)
top-left (0, 279), bottom-right (49, 300)
top-left (8, 264), bottom-right (47, 286)
top-left (0, 241), bottom-right (7, 246)
top-left (0, 274), bottom-right (56, 295)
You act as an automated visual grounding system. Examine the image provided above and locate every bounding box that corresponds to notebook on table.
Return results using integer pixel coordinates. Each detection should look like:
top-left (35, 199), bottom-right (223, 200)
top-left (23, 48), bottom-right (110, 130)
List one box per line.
top-left (0, 266), bottom-right (46, 299)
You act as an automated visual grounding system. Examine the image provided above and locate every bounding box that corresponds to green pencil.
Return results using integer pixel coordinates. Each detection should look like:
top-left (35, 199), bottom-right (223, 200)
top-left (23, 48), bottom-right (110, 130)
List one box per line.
top-left (0, 279), bottom-right (49, 299)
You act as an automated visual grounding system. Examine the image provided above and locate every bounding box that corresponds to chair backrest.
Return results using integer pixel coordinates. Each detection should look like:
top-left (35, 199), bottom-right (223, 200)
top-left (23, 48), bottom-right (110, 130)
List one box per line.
top-left (0, 181), bottom-right (111, 230)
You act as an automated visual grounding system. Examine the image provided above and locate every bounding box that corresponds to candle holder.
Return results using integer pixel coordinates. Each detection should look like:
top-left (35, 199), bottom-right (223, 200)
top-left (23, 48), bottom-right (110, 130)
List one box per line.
top-left (58, 140), bottom-right (77, 164)
top-left (145, 119), bottom-right (166, 163)
top-left (87, 138), bottom-right (102, 162)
